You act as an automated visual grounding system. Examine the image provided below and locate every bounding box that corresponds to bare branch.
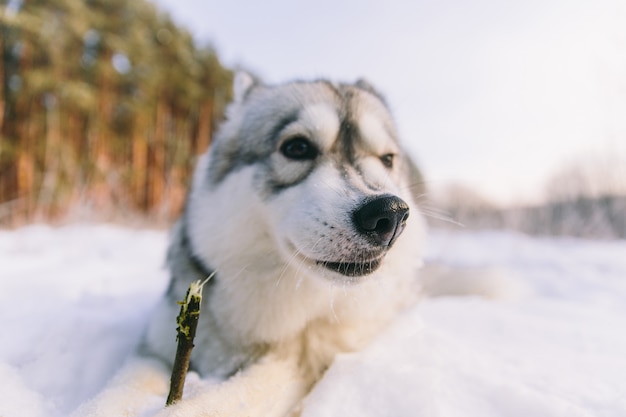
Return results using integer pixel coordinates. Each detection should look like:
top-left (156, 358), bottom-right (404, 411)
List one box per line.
top-left (166, 273), bottom-right (214, 406)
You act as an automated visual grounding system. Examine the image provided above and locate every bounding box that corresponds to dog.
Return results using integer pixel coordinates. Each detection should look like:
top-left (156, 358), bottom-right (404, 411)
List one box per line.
top-left (73, 73), bottom-right (428, 417)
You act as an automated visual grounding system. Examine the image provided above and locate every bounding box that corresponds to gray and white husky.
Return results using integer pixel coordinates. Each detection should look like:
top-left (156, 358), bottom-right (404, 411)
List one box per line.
top-left (74, 73), bottom-right (429, 417)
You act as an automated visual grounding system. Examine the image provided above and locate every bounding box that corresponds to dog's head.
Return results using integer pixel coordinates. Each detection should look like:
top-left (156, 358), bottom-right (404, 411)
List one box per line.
top-left (187, 74), bottom-right (425, 285)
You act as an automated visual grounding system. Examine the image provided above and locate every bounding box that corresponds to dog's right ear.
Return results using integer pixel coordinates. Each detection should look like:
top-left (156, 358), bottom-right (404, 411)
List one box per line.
top-left (233, 71), bottom-right (260, 102)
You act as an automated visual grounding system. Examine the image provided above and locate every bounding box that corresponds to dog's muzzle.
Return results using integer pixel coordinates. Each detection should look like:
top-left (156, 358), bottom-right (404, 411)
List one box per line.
top-left (318, 195), bottom-right (409, 278)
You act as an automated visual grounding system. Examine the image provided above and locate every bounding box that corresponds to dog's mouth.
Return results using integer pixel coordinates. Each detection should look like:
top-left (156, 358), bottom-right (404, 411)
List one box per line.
top-left (316, 256), bottom-right (384, 277)
top-left (285, 240), bottom-right (386, 279)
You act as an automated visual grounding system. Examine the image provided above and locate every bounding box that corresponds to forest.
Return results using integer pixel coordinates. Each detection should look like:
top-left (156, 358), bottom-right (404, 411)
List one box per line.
top-left (0, 0), bottom-right (233, 226)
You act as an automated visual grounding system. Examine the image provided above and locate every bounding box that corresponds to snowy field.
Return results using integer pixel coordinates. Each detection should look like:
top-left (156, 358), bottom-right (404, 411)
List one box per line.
top-left (1, 224), bottom-right (625, 417)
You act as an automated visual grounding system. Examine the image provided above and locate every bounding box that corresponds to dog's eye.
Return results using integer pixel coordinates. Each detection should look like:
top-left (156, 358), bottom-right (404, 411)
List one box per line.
top-left (380, 153), bottom-right (395, 169)
top-left (280, 137), bottom-right (318, 160)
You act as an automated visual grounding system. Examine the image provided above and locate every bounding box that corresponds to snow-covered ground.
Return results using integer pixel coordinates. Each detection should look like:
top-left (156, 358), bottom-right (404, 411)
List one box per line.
top-left (1, 224), bottom-right (625, 417)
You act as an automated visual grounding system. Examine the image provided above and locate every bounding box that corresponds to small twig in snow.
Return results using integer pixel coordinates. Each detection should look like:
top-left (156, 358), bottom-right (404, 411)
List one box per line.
top-left (166, 272), bottom-right (215, 406)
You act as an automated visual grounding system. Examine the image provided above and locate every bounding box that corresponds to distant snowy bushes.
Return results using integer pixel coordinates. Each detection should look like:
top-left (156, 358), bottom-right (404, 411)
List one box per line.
top-left (432, 154), bottom-right (626, 239)
top-left (435, 193), bottom-right (626, 239)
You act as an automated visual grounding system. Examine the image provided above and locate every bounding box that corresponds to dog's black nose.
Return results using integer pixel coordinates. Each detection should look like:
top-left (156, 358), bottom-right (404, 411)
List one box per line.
top-left (352, 195), bottom-right (409, 247)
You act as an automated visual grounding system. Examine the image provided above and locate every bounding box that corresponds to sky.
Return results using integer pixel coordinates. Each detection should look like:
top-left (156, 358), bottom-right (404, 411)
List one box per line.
top-left (150, 0), bottom-right (626, 206)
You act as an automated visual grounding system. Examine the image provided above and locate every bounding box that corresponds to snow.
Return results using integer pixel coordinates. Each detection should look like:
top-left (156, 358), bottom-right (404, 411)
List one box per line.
top-left (1, 224), bottom-right (625, 417)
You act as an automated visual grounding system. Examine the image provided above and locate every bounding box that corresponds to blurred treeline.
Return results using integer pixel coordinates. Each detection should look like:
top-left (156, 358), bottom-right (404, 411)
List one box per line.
top-left (437, 191), bottom-right (626, 239)
top-left (434, 155), bottom-right (626, 239)
top-left (0, 0), bottom-right (233, 226)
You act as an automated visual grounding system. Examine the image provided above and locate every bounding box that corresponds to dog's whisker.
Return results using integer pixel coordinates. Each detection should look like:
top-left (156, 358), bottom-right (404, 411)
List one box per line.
top-left (275, 256), bottom-right (293, 288)
top-left (289, 239), bottom-right (323, 290)
top-left (277, 244), bottom-right (306, 286)
top-left (401, 181), bottom-right (429, 192)
top-left (277, 245), bottom-right (308, 288)
top-left (419, 205), bottom-right (465, 227)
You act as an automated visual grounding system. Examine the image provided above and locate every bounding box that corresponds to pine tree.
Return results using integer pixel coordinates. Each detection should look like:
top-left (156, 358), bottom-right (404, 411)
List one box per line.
top-left (0, 0), bottom-right (233, 225)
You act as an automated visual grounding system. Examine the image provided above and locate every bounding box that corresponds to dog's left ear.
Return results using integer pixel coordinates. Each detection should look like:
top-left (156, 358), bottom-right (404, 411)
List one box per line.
top-left (233, 71), bottom-right (261, 102)
top-left (355, 78), bottom-right (387, 105)
top-left (355, 78), bottom-right (376, 92)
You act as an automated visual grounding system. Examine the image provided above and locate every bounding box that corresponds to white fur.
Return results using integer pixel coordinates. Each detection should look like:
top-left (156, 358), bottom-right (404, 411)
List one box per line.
top-left (352, 90), bottom-right (398, 153)
top-left (356, 112), bottom-right (396, 155)
top-left (283, 104), bottom-right (340, 151)
top-left (74, 78), bottom-right (429, 417)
